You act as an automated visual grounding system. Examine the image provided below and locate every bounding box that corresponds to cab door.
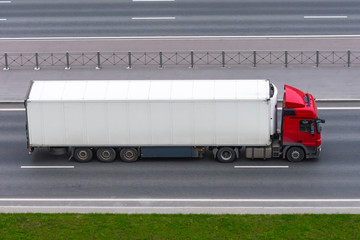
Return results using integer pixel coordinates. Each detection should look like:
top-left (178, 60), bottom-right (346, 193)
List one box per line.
top-left (297, 119), bottom-right (317, 147)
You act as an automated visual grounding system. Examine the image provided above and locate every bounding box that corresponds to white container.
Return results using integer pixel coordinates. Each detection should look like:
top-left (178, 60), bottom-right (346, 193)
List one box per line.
top-left (26, 79), bottom-right (278, 147)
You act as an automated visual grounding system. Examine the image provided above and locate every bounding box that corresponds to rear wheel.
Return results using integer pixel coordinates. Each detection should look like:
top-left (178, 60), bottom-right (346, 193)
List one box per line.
top-left (96, 148), bottom-right (116, 163)
top-left (120, 148), bottom-right (139, 162)
top-left (74, 148), bottom-right (93, 163)
top-left (286, 147), bottom-right (305, 162)
top-left (216, 147), bottom-right (236, 163)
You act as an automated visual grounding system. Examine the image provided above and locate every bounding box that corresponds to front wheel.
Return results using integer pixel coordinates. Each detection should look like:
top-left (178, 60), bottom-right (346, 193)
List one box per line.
top-left (286, 147), bottom-right (305, 162)
top-left (216, 147), bottom-right (236, 163)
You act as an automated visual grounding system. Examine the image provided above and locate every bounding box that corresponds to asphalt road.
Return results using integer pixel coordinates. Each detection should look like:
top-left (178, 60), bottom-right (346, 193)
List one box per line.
top-left (0, 108), bottom-right (360, 213)
top-left (0, 0), bottom-right (359, 37)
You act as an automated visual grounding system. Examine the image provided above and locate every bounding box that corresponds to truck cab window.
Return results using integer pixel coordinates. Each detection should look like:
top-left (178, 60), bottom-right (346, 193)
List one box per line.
top-left (300, 120), bottom-right (311, 133)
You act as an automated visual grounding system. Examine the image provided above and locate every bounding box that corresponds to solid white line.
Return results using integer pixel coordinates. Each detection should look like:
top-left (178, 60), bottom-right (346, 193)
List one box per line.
top-left (234, 166), bottom-right (289, 169)
top-left (0, 1), bottom-right (11, 3)
top-left (0, 108), bottom-right (25, 111)
top-left (21, 166), bottom-right (74, 169)
top-left (304, 16), bottom-right (348, 19)
top-left (132, 17), bottom-right (175, 20)
top-left (0, 19), bottom-right (7, 21)
top-left (1, 198), bottom-right (360, 202)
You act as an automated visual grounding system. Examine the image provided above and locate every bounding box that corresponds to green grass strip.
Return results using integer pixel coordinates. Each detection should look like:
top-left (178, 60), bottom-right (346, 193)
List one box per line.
top-left (0, 214), bottom-right (360, 239)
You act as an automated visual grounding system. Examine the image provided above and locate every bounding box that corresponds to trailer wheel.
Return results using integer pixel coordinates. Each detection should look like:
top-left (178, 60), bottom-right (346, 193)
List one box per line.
top-left (286, 147), bottom-right (305, 162)
top-left (96, 148), bottom-right (116, 163)
top-left (216, 147), bottom-right (236, 163)
top-left (74, 148), bottom-right (93, 163)
top-left (120, 148), bottom-right (138, 162)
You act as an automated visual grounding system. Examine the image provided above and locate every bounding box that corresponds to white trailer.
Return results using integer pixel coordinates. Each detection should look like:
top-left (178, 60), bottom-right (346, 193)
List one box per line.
top-left (26, 79), bottom-right (278, 163)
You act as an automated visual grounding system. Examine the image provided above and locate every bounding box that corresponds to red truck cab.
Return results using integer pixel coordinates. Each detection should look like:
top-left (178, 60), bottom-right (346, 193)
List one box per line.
top-left (281, 85), bottom-right (325, 162)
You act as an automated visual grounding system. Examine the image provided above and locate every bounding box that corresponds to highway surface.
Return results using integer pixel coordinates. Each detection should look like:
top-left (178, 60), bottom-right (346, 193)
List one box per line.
top-left (0, 0), bottom-right (359, 37)
top-left (0, 107), bottom-right (360, 213)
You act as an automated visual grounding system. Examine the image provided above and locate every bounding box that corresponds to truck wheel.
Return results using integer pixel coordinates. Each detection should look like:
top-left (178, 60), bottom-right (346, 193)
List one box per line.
top-left (216, 147), bottom-right (236, 163)
top-left (96, 148), bottom-right (116, 163)
top-left (286, 147), bottom-right (305, 162)
top-left (120, 148), bottom-right (138, 162)
top-left (74, 148), bottom-right (93, 163)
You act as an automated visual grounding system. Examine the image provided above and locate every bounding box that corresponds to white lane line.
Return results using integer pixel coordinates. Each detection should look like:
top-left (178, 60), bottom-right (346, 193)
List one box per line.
top-left (132, 17), bottom-right (176, 20)
top-left (304, 16), bottom-right (348, 19)
top-left (0, 19), bottom-right (7, 21)
top-left (0, 108), bottom-right (25, 111)
top-left (234, 166), bottom-right (289, 169)
top-left (1, 198), bottom-right (360, 202)
top-left (21, 166), bottom-right (74, 169)
top-left (0, 1), bottom-right (11, 3)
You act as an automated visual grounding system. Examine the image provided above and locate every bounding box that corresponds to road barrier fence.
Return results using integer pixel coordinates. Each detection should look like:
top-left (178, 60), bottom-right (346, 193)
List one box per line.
top-left (1, 50), bottom-right (359, 70)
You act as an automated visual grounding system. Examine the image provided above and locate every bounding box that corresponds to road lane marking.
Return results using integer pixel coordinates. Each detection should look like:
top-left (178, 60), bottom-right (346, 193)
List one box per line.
top-left (21, 166), bottom-right (74, 169)
top-left (234, 166), bottom-right (289, 169)
top-left (0, 1), bottom-right (11, 3)
top-left (1, 198), bottom-right (360, 202)
top-left (0, 108), bottom-right (25, 111)
top-left (0, 19), bottom-right (7, 21)
top-left (304, 16), bottom-right (348, 19)
top-left (132, 17), bottom-right (176, 20)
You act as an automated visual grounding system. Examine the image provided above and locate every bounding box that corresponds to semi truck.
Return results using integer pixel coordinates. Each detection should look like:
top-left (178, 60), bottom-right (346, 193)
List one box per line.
top-left (25, 79), bottom-right (325, 163)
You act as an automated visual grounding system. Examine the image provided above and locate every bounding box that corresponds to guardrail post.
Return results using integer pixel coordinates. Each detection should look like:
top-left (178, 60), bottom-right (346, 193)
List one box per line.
top-left (127, 52), bottom-right (132, 69)
top-left (34, 53), bottom-right (40, 70)
top-left (253, 51), bottom-right (256, 67)
top-left (3, 53), bottom-right (9, 70)
top-left (159, 51), bottom-right (163, 68)
top-left (190, 51), bottom-right (194, 68)
top-left (65, 52), bottom-right (71, 70)
top-left (316, 51), bottom-right (319, 68)
top-left (285, 51), bottom-right (288, 68)
top-left (347, 50), bottom-right (351, 68)
top-left (222, 51), bottom-right (225, 68)
top-left (96, 52), bottom-right (101, 70)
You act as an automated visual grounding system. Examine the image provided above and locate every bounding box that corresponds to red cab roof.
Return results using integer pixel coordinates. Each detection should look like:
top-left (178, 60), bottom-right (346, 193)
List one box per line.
top-left (283, 85), bottom-right (306, 108)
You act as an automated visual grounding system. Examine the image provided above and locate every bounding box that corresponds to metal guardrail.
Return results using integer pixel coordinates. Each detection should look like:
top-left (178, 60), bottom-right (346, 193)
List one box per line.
top-left (1, 50), bottom-right (359, 70)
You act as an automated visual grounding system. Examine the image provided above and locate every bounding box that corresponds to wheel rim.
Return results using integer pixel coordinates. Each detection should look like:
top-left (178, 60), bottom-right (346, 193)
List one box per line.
top-left (101, 150), bottom-right (111, 160)
top-left (221, 150), bottom-right (232, 161)
top-left (78, 150), bottom-right (88, 160)
top-left (125, 150), bottom-right (134, 160)
top-left (291, 150), bottom-right (300, 160)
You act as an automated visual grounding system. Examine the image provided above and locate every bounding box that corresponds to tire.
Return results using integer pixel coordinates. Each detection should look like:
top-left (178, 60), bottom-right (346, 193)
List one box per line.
top-left (286, 147), bottom-right (305, 162)
top-left (74, 148), bottom-right (93, 163)
top-left (96, 148), bottom-right (116, 163)
top-left (216, 147), bottom-right (236, 163)
top-left (120, 148), bottom-right (139, 162)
